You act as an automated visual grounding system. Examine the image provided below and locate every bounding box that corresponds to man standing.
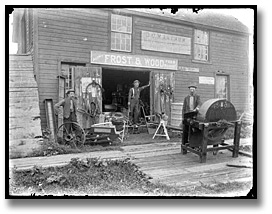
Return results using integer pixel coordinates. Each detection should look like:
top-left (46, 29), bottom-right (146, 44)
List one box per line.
top-left (128, 80), bottom-right (150, 125)
top-left (182, 83), bottom-right (201, 145)
top-left (182, 83), bottom-right (201, 117)
top-left (55, 89), bottom-right (79, 134)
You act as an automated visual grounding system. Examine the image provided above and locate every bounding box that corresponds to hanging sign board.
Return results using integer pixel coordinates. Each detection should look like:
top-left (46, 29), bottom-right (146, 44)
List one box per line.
top-left (141, 31), bottom-right (191, 55)
top-left (178, 66), bottom-right (199, 72)
top-left (199, 76), bottom-right (215, 85)
top-left (90, 51), bottom-right (178, 71)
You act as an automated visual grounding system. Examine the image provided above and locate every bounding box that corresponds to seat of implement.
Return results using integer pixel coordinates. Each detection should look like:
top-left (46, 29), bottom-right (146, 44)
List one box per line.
top-left (181, 99), bottom-right (241, 163)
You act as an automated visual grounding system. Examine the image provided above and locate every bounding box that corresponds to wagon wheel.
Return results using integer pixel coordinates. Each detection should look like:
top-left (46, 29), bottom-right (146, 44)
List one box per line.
top-left (57, 122), bottom-right (86, 147)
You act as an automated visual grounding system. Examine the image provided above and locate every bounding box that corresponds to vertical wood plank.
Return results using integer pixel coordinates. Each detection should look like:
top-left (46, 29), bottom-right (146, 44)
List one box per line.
top-left (200, 126), bottom-right (208, 163)
top-left (233, 121), bottom-right (241, 158)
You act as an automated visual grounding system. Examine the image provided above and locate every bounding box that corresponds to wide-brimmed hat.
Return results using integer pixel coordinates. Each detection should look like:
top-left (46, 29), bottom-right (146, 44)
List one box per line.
top-left (133, 80), bottom-right (140, 84)
top-left (66, 89), bottom-right (75, 94)
top-left (188, 83), bottom-right (197, 89)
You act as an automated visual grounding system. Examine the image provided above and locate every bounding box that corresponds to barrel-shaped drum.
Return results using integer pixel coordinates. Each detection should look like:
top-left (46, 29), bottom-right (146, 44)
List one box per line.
top-left (196, 99), bottom-right (237, 123)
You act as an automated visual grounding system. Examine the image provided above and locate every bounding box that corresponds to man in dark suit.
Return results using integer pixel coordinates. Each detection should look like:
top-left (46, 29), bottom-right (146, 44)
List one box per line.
top-left (182, 83), bottom-right (201, 145)
top-left (55, 89), bottom-right (79, 134)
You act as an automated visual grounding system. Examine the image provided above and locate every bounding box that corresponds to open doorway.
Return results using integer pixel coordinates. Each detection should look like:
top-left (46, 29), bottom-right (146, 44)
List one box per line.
top-left (102, 68), bottom-right (150, 116)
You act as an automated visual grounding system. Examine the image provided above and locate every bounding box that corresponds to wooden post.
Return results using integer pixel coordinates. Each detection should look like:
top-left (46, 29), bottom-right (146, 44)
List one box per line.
top-left (200, 125), bottom-right (208, 163)
top-left (233, 121), bottom-right (241, 158)
top-left (181, 123), bottom-right (188, 154)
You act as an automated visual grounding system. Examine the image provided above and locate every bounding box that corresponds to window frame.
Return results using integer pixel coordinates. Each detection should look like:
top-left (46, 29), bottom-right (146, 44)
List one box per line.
top-left (193, 29), bottom-right (210, 63)
top-left (215, 73), bottom-right (230, 101)
top-left (110, 13), bottom-right (132, 53)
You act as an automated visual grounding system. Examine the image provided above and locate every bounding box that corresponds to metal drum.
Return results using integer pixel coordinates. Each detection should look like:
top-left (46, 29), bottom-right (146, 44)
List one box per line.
top-left (197, 98), bottom-right (237, 123)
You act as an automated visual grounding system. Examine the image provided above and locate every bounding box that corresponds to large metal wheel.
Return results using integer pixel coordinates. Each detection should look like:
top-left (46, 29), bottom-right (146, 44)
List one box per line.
top-left (56, 122), bottom-right (86, 147)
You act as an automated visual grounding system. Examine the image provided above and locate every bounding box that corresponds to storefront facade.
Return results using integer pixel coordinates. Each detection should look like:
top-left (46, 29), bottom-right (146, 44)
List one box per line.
top-left (13, 8), bottom-right (250, 129)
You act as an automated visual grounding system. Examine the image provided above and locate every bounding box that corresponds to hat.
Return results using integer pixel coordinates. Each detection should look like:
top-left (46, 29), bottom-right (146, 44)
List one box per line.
top-left (188, 83), bottom-right (197, 89)
top-left (66, 89), bottom-right (75, 94)
top-left (133, 80), bottom-right (140, 84)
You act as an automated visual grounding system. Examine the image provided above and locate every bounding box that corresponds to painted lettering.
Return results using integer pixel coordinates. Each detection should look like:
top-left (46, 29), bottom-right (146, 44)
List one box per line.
top-left (144, 58), bottom-right (150, 66)
top-left (135, 57), bottom-right (141, 66)
top-left (160, 60), bottom-right (165, 67)
top-left (105, 55), bottom-right (110, 63)
top-left (127, 56), bottom-right (132, 64)
top-left (116, 55), bottom-right (122, 64)
top-left (155, 59), bottom-right (159, 67)
top-left (111, 55), bottom-right (116, 64)
top-left (122, 56), bottom-right (127, 64)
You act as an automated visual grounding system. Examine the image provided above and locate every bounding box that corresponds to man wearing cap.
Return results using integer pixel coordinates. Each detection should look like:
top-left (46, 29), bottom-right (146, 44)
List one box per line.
top-left (182, 83), bottom-right (201, 117)
top-left (128, 80), bottom-right (150, 125)
top-left (182, 83), bottom-right (201, 146)
top-left (55, 89), bottom-right (79, 134)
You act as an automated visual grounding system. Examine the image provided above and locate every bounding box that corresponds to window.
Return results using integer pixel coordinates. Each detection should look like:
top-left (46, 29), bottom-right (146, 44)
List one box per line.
top-left (111, 14), bottom-right (132, 52)
top-left (194, 29), bottom-right (209, 61)
top-left (216, 75), bottom-right (229, 100)
top-left (61, 63), bottom-right (84, 92)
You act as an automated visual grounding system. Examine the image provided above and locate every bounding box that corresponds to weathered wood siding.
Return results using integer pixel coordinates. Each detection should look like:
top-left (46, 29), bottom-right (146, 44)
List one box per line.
top-left (9, 54), bottom-right (42, 157)
top-left (35, 8), bottom-right (249, 128)
top-left (133, 15), bottom-right (249, 111)
top-left (37, 9), bottom-right (109, 128)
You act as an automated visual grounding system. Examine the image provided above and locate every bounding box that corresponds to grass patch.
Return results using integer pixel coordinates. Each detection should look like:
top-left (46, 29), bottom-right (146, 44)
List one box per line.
top-left (9, 158), bottom-right (252, 197)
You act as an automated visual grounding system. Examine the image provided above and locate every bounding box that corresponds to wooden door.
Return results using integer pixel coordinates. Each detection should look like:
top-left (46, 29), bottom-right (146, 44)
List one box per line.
top-left (57, 75), bottom-right (65, 129)
top-left (151, 71), bottom-right (175, 123)
top-left (74, 67), bottom-right (102, 129)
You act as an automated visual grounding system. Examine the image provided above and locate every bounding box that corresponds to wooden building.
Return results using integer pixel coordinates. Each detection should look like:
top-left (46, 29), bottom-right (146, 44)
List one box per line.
top-left (11, 8), bottom-right (250, 130)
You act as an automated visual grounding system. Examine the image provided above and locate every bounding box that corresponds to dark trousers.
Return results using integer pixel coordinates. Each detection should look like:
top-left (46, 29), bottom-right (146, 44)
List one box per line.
top-left (63, 112), bottom-right (80, 134)
top-left (182, 124), bottom-right (189, 145)
top-left (130, 99), bottom-right (139, 124)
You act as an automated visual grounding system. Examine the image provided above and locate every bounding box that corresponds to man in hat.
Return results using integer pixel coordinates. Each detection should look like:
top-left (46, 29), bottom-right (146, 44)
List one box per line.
top-left (181, 83), bottom-right (201, 146)
top-left (128, 80), bottom-right (150, 125)
top-left (182, 83), bottom-right (201, 117)
top-left (55, 89), bottom-right (79, 135)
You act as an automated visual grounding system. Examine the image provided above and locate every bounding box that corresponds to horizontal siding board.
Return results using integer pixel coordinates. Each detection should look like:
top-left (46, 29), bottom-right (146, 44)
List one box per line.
top-left (38, 40), bottom-right (107, 52)
top-left (38, 8), bottom-right (108, 23)
top-left (38, 11), bottom-right (109, 29)
top-left (38, 23), bottom-right (108, 38)
top-left (9, 55), bottom-right (32, 61)
top-left (38, 31), bottom-right (108, 42)
top-left (38, 49), bottom-right (91, 59)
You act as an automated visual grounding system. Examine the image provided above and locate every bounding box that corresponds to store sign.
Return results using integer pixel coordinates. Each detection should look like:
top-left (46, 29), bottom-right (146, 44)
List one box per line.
top-left (178, 66), bottom-right (199, 72)
top-left (141, 31), bottom-right (191, 55)
top-left (199, 76), bottom-right (215, 85)
top-left (90, 51), bottom-right (178, 70)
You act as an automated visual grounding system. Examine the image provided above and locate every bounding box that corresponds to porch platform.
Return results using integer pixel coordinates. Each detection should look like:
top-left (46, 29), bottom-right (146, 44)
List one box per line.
top-left (9, 138), bottom-right (253, 191)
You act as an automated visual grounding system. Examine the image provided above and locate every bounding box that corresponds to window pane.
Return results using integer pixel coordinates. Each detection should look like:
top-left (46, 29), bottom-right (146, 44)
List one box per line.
top-left (111, 14), bottom-right (132, 33)
top-left (111, 32), bottom-right (131, 52)
top-left (194, 44), bottom-right (208, 61)
top-left (216, 75), bottom-right (228, 99)
top-left (195, 29), bottom-right (208, 45)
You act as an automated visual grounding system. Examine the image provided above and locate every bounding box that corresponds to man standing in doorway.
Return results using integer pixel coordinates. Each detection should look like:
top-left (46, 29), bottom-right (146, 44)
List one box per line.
top-left (55, 89), bottom-right (79, 134)
top-left (128, 80), bottom-right (150, 126)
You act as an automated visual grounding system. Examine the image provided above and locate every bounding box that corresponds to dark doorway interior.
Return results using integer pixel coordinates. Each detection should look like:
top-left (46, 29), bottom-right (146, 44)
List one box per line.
top-left (102, 68), bottom-right (150, 114)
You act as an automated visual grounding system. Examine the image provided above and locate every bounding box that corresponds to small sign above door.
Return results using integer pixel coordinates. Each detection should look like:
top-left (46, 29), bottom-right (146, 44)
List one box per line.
top-left (199, 76), bottom-right (215, 85)
top-left (90, 51), bottom-right (178, 71)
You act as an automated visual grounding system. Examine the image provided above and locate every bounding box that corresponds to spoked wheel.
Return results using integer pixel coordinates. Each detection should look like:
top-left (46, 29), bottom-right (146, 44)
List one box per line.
top-left (57, 122), bottom-right (86, 148)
